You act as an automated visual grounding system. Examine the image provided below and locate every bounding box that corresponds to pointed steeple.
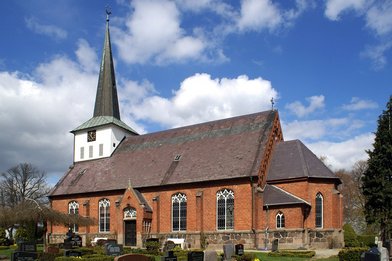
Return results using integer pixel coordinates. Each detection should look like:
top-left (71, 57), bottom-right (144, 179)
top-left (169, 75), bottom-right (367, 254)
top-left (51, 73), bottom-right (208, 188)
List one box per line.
top-left (93, 9), bottom-right (121, 120)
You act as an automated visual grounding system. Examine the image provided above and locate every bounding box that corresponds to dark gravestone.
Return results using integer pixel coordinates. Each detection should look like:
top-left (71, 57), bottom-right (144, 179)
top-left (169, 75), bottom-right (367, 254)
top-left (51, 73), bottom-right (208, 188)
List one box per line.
top-left (163, 240), bottom-right (176, 252)
top-left (70, 235), bottom-right (82, 247)
top-left (271, 239), bottom-right (279, 252)
top-left (64, 249), bottom-right (82, 257)
top-left (18, 242), bottom-right (37, 253)
top-left (46, 245), bottom-right (59, 254)
top-left (235, 244), bottom-right (244, 256)
top-left (114, 254), bottom-right (151, 261)
top-left (62, 241), bottom-right (73, 249)
top-left (161, 251), bottom-right (177, 261)
top-left (104, 242), bottom-right (123, 256)
top-left (363, 247), bottom-right (380, 261)
top-left (223, 244), bottom-right (235, 260)
top-left (12, 251), bottom-right (38, 261)
top-left (188, 251), bottom-right (204, 261)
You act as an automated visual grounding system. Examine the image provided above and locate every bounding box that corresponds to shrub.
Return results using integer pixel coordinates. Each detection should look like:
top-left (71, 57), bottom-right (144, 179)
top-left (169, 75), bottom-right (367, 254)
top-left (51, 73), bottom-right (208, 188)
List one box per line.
top-left (357, 235), bottom-right (377, 248)
top-left (232, 253), bottom-right (255, 261)
top-left (338, 247), bottom-right (368, 261)
top-left (145, 240), bottom-right (160, 255)
top-left (54, 255), bottom-right (114, 261)
top-left (343, 224), bottom-right (360, 247)
top-left (268, 250), bottom-right (315, 258)
top-left (0, 228), bottom-right (7, 246)
top-left (14, 227), bottom-right (29, 243)
top-left (38, 252), bottom-right (62, 261)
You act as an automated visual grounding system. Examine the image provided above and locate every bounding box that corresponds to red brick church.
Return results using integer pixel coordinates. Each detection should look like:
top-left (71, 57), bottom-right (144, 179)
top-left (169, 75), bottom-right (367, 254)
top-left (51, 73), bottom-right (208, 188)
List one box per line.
top-left (48, 15), bottom-right (343, 250)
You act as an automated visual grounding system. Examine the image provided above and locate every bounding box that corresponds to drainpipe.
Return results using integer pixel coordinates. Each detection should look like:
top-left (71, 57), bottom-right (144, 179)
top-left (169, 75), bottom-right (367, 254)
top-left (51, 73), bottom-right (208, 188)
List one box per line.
top-left (250, 177), bottom-right (257, 249)
top-left (265, 205), bottom-right (269, 250)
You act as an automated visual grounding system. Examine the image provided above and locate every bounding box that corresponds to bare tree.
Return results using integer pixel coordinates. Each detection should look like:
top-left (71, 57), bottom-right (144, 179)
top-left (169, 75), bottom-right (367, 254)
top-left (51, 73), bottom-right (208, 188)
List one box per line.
top-left (0, 163), bottom-right (51, 207)
top-left (336, 160), bottom-right (367, 233)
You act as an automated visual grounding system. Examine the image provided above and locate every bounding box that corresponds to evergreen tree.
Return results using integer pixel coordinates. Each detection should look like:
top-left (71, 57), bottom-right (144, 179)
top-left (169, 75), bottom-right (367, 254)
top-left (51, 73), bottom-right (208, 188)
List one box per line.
top-left (362, 96), bottom-right (392, 241)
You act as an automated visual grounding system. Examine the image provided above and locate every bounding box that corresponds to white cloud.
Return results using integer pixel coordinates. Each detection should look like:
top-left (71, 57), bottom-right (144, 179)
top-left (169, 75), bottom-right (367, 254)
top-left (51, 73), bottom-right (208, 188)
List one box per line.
top-left (365, 0), bottom-right (392, 36)
top-left (285, 95), bottom-right (325, 117)
top-left (237, 0), bottom-right (283, 32)
top-left (343, 97), bottom-right (378, 111)
top-left (324, 0), bottom-right (392, 69)
top-left (75, 39), bottom-right (98, 73)
top-left (128, 73), bottom-right (278, 128)
top-left (112, 0), bottom-right (206, 64)
top-left (0, 41), bottom-right (100, 175)
top-left (324, 0), bottom-right (367, 21)
top-left (306, 133), bottom-right (374, 170)
top-left (25, 16), bottom-right (67, 40)
top-left (283, 117), bottom-right (349, 141)
top-left (361, 40), bottom-right (392, 70)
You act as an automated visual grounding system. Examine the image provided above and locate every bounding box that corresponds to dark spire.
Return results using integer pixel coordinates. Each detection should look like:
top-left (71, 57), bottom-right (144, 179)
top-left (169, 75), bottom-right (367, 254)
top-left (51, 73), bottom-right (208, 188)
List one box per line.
top-left (93, 9), bottom-right (121, 120)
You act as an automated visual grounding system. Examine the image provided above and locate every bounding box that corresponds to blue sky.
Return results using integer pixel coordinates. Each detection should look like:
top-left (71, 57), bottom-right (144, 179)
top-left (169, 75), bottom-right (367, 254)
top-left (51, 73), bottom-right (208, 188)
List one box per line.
top-left (0, 0), bottom-right (391, 185)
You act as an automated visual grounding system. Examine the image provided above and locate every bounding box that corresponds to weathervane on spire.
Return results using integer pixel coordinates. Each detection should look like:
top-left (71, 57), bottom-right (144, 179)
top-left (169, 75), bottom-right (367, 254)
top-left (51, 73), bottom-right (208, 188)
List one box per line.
top-left (106, 6), bottom-right (112, 22)
top-left (271, 97), bottom-right (275, 111)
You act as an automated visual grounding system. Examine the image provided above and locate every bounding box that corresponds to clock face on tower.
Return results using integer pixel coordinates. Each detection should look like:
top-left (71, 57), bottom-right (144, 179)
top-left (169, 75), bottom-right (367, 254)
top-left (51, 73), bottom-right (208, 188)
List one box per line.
top-left (87, 130), bottom-right (96, 142)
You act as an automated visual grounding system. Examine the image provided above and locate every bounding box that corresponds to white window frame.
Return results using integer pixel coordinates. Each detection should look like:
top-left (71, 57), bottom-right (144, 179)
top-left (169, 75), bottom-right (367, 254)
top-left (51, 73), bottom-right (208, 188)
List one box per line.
top-left (99, 198), bottom-right (110, 233)
top-left (315, 193), bottom-right (323, 228)
top-left (216, 189), bottom-right (234, 230)
top-left (68, 201), bottom-right (79, 233)
top-left (276, 212), bottom-right (285, 229)
top-left (172, 193), bottom-right (187, 231)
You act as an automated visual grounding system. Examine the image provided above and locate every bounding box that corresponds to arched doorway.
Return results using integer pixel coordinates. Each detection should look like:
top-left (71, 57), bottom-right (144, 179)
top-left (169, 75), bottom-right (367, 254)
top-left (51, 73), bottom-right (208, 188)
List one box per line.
top-left (123, 207), bottom-right (137, 246)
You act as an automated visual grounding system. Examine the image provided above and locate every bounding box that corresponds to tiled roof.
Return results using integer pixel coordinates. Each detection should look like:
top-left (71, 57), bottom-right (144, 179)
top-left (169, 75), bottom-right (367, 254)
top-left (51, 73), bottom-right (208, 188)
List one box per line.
top-left (71, 116), bottom-right (138, 134)
top-left (50, 110), bottom-right (277, 197)
top-left (263, 184), bottom-right (310, 206)
top-left (267, 140), bottom-right (340, 182)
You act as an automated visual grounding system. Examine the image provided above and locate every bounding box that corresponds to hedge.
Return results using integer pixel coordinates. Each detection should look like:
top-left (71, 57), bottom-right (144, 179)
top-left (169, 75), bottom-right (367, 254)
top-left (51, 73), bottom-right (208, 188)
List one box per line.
top-left (268, 250), bottom-right (315, 258)
top-left (338, 247), bottom-right (368, 261)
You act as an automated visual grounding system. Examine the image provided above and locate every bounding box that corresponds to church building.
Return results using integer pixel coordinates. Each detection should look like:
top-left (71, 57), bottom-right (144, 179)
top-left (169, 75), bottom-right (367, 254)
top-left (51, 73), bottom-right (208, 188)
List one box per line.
top-left (48, 14), bottom-right (344, 250)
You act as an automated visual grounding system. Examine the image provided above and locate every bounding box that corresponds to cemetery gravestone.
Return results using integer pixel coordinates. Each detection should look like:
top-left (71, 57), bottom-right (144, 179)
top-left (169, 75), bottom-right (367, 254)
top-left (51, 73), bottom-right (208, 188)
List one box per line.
top-left (204, 250), bottom-right (217, 261)
top-left (161, 250), bottom-right (177, 261)
top-left (104, 242), bottom-right (123, 256)
top-left (272, 239), bottom-right (279, 252)
top-left (64, 250), bottom-right (82, 257)
top-left (223, 244), bottom-right (235, 261)
top-left (17, 242), bottom-right (36, 253)
top-left (62, 241), bottom-right (73, 249)
top-left (235, 244), bottom-right (244, 256)
top-left (12, 251), bottom-right (38, 261)
top-left (188, 251), bottom-right (204, 261)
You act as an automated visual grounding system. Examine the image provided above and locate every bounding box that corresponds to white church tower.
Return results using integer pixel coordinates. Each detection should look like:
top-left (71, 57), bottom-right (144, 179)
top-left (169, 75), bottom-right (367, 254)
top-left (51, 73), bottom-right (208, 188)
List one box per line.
top-left (71, 11), bottom-right (137, 163)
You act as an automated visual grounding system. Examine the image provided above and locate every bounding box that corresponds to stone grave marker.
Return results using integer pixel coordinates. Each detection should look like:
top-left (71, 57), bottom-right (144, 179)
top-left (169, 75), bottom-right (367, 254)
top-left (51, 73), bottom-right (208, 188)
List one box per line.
top-left (161, 250), bottom-right (177, 261)
top-left (12, 251), bottom-right (38, 261)
top-left (271, 239), bottom-right (279, 252)
top-left (188, 251), bottom-right (204, 261)
top-left (223, 244), bottom-right (234, 260)
top-left (235, 244), bottom-right (244, 256)
top-left (17, 242), bottom-right (36, 253)
top-left (104, 242), bottom-right (123, 256)
top-left (114, 254), bottom-right (151, 261)
top-left (62, 240), bottom-right (73, 249)
top-left (163, 240), bottom-right (176, 252)
top-left (204, 250), bottom-right (217, 261)
top-left (64, 249), bottom-right (82, 257)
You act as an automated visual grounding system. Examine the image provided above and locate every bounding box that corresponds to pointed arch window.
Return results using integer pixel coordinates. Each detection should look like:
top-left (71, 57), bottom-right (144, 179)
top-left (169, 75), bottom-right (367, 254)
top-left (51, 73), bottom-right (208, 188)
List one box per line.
top-left (124, 207), bottom-right (137, 220)
top-left (216, 189), bottom-right (234, 230)
top-left (68, 201), bottom-right (79, 233)
top-left (172, 193), bottom-right (187, 231)
top-left (315, 193), bottom-right (323, 228)
top-left (99, 198), bottom-right (110, 232)
top-left (276, 212), bottom-right (285, 229)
